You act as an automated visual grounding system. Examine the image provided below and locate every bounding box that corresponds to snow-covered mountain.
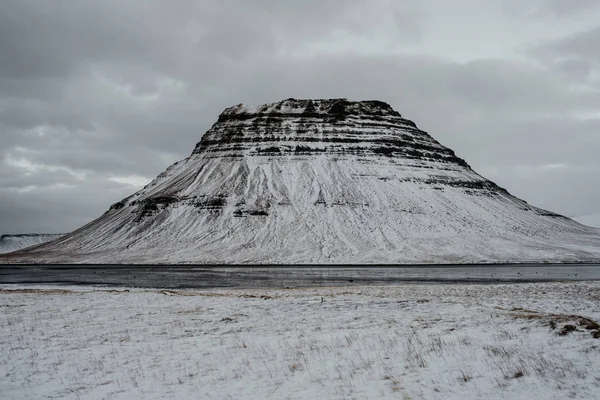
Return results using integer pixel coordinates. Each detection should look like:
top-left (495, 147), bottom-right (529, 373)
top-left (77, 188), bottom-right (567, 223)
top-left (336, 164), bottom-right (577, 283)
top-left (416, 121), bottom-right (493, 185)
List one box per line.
top-left (0, 234), bottom-right (64, 255)
top-left (2, 98), bottom-right (599, 264)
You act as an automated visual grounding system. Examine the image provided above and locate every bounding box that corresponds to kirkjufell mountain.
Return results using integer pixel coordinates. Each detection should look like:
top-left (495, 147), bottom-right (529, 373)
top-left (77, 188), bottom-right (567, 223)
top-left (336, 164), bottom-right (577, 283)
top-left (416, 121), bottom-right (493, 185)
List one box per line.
top-left (3, 98), bottom-right (599, 264)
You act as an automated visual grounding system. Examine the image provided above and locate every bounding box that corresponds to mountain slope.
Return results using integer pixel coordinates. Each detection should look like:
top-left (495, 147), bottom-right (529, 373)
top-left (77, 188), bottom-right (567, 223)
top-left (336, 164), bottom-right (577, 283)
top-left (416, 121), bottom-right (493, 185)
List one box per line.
top-left (3, 99), bottom-right (599, 264)
top-left (0, 234), bottom-right (64, 255)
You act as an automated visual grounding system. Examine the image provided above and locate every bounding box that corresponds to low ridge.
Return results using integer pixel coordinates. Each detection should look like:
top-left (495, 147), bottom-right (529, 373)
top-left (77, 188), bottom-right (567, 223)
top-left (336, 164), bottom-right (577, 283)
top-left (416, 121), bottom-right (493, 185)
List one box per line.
top-left (2, 98), bottom-right (599, 264)
top-left (0, 234), bottom-right (64, 254)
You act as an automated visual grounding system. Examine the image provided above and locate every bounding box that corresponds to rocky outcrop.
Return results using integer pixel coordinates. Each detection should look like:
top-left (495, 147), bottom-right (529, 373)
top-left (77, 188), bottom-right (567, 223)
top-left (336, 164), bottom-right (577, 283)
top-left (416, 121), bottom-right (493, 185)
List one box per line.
top-left (198, 98), bottom-right (470, 168)
top-left (2, 99), bottom-right (599, 264)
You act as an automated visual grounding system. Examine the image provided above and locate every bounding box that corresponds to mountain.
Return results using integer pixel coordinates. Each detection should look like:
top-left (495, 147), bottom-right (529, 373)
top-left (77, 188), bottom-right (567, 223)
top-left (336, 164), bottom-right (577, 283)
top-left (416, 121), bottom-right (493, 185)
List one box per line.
top-left (0, 234), bottom-right (64, 255)
top-left (2, 98), bottom-right (599, 264)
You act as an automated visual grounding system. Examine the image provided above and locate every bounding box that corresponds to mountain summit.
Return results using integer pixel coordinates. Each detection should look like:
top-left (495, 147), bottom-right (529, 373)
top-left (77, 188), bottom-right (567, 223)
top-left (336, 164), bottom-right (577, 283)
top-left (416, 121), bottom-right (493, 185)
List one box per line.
top-left (4, 98), bottom-right (600, 264)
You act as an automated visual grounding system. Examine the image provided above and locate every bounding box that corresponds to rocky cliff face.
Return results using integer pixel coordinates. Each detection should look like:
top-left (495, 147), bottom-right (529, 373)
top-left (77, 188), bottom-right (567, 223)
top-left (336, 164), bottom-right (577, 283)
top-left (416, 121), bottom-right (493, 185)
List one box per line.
top-left (198, 99), bottom-right (467, 166)
top-left (3, 99), bottom-right (599, 264)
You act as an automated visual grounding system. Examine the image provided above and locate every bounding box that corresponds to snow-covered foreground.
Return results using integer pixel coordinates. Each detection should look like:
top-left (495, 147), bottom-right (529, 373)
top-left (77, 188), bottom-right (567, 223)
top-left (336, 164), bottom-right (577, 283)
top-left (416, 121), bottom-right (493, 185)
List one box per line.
top-left (1, 283), bottom-right (600, 399)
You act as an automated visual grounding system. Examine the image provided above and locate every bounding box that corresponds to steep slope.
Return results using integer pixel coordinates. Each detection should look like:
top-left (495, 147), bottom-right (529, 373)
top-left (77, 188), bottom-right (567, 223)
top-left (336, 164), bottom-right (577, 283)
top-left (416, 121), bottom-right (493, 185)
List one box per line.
top-left (0, 234), bottom-right (64, 254)
top-left (3, 98), bottom-right (599, 264)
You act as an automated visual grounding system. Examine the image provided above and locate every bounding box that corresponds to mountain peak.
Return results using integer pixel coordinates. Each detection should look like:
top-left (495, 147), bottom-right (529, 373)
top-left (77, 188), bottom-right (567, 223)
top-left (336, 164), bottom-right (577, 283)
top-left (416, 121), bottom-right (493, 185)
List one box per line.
top-left (196, 98), bottom-right (452, 166)
top-left (219, 98), bottom-right (402, 119)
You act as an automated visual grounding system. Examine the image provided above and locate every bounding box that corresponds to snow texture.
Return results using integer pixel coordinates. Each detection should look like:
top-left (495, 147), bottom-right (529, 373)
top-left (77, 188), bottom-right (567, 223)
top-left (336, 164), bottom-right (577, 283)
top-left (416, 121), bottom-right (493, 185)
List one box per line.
top-left (0, 234), bottom-right (64, 255)
top-left (3, 98), bottom-right (599, 264)
top-left (1, 282), bottom-right (600, 399)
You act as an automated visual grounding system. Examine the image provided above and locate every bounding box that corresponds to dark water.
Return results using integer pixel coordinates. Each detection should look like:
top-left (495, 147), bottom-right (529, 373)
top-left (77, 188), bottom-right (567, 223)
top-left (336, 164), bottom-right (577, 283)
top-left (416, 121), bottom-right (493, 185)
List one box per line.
top-left (0, 264), bottom-right (599, 289)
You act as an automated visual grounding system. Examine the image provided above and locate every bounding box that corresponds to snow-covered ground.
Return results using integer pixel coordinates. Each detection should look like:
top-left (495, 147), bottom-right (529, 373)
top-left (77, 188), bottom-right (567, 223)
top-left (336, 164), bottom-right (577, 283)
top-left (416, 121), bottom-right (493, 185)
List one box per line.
top-left (1, 282), bottom-right (599, 399)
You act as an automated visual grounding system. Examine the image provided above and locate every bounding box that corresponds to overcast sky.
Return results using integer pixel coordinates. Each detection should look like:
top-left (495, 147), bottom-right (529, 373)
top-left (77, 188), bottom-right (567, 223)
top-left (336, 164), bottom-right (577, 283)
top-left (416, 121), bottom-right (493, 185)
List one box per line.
top-left (1, 0), bottom-right (600, 234)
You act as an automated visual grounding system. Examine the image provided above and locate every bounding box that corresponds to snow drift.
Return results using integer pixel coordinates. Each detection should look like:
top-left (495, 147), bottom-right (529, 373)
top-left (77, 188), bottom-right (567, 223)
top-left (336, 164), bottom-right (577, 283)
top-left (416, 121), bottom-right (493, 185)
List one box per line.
top-left (2, 98), bottom-right (599, 264)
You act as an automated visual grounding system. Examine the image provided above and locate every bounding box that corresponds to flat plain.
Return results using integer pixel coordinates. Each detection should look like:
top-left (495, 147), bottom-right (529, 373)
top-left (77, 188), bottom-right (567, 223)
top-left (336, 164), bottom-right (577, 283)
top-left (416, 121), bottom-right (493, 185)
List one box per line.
top-left (1, 281), bottom-right (599, 399)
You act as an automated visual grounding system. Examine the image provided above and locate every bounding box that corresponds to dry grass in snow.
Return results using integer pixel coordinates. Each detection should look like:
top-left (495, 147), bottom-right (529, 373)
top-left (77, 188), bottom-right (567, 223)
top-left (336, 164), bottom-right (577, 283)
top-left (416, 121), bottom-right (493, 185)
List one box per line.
top-left (1, 282), bottom-right (600, 399)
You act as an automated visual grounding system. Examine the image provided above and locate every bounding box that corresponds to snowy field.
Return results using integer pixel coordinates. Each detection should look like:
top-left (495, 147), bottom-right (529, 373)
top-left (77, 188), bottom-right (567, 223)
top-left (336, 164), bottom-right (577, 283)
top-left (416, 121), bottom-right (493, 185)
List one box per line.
top-left (1, 282), bottom-right (600, 399)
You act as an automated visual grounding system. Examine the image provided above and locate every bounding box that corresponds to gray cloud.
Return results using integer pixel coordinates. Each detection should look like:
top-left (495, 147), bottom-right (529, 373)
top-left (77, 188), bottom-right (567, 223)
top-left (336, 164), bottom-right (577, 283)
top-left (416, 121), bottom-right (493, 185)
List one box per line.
top-left (1, 0), bottom-right (599, 234)
top-left (501, 0), bottom-right (600, 17)
top-left (528, 25), bottom-right (600, 87)
top-left (539, 0), bottom-right (600, 15)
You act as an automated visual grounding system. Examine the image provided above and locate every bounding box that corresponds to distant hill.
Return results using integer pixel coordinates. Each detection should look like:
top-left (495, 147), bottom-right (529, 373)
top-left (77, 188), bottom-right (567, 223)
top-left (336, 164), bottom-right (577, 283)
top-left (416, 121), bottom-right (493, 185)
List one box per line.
top-left (573, 214), bottom-right (600, 228)
top-left (0, 234), bottom-right (64, 254)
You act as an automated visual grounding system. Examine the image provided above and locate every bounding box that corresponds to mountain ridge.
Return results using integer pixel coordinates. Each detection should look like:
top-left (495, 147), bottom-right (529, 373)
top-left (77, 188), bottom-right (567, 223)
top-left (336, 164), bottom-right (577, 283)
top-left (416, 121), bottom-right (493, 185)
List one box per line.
top-left (0, 234), bottom-right (65, 255)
